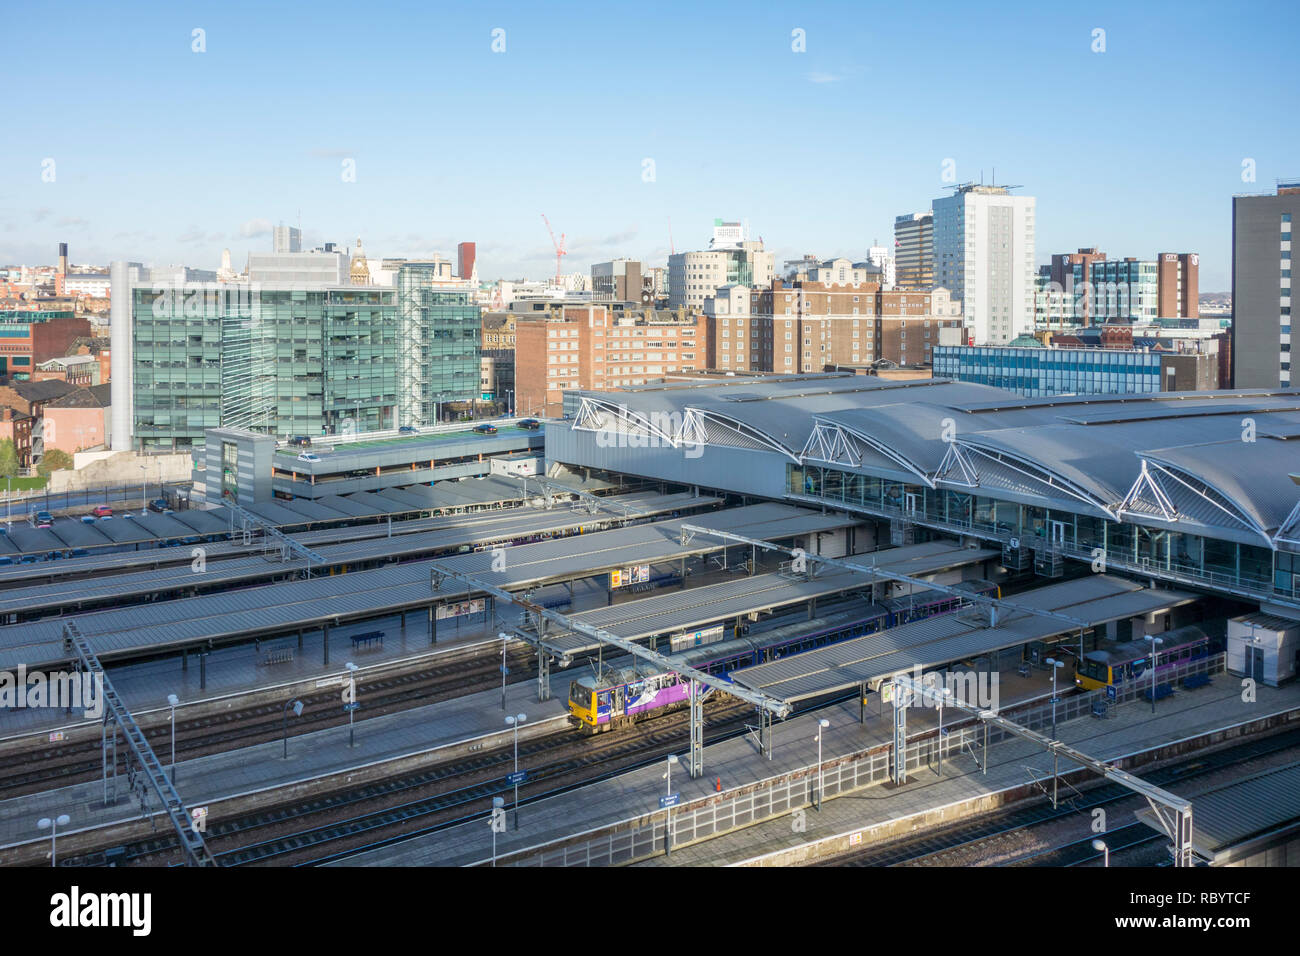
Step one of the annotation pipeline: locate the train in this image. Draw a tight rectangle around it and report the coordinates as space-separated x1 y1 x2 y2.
1073 622 1222 692
567 579 1000 731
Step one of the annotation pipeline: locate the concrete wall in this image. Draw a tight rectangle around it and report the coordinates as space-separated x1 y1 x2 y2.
45 450 191 492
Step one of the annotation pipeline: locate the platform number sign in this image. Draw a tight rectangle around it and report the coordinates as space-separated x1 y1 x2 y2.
1106 684 1116 701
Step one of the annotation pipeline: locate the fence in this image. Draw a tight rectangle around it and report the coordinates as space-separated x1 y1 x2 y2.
0 480 191 515
502 653 1226 867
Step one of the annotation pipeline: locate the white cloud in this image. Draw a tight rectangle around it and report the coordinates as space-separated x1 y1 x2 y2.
239 218 274 238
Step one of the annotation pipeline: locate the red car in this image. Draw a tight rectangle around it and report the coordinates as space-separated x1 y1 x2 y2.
92 505 113 518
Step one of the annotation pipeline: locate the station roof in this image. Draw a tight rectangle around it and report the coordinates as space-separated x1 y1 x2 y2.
727 575 1200 704
0 502 848 670
568 379 1300 546
1136 761 1300 863
534 540 999 658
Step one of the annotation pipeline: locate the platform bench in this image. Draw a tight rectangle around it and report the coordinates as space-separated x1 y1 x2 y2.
350 630 385 651
1181 672 1212 690
1143 682 1175 702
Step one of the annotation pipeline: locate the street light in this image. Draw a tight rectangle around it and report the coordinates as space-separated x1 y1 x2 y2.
1092 838 1110 867
282 698 304 759
139 464 147 516
499 633 509 711
344 662 359 747
490 796 505 866
663 753 679 856
815 718 830 811
166 694 179 784
505 713 526 829
37 814 71 867
1143 636 1164 715
1046 658 1064 739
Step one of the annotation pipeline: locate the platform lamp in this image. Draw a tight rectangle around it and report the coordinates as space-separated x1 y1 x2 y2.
282 698 304 759
166 694 179 784
490 796 506 867
1143 636 1164 715
815 718 830 811
345 662 359 747
1092 838 1110 867
1045 658 1064 739
38 814 71 867
663 753 679 856
505 713 526 829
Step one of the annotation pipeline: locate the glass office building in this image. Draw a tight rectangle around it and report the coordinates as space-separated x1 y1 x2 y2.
933 343 1162 397
395 263 481 426
131 283 404 450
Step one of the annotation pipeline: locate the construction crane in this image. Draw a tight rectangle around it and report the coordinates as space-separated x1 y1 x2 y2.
541 214 567 285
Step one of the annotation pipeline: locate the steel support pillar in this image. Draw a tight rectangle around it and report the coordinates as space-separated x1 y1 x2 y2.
199 652 207 690
537 646 551 702
891 680 908 785
430 604 437 644
181 647 187 672
680 557 687 589
860 683 867 724
760 709 773 759
323 623 330 665
688 680 704 778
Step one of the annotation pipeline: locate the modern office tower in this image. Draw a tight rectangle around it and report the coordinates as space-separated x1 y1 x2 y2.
867 241 896 289
667 222 775 309
591 259 644 302
893 212 933 291
1234 183 1299 388
395 262 482 426
932 184 1036 345
1157 252 1199 319
1049 248 1107 323
1090 259 1159 322
273 225 302 254
457 241 477 281
247 250 348 285
125 279 398 449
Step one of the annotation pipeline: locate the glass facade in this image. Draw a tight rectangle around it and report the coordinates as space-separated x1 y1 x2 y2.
933 344 1162 397
395 264 482 426
132 283 401 450
787 463 1293 604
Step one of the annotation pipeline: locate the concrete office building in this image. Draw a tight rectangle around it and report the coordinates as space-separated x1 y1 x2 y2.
668 222 775 310
932 184 1036 345
273 225 302 254
893 212 933 291
591 259 645 303
1233 182 1298 388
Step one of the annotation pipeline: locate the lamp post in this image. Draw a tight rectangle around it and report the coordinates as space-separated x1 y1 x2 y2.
1046 657 1064 738
663 753 679 856
490 796 505 867
139 464 147 516
500 633 509 711
1092 838 1110 867
282 698 304 758
815 718 830 811
166 694 179 784
37 814 70 867
344 662 359 747
505 713 526 829
1144 636 1164 714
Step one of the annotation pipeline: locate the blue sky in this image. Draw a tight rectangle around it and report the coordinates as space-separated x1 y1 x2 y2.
1 0 1296 290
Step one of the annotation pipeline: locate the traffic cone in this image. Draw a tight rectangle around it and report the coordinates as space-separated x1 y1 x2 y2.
715 777 722 793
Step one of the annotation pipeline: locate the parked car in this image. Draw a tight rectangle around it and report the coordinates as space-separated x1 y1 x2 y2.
398 425 418 434
288 435 312 448
472 424 498 435
92 505 113 518
34 510 54 528
517 419 541 430
147 498 168 513
297 452 320 463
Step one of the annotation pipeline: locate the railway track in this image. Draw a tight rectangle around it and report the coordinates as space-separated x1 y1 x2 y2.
59 697 769 868
0 644 538 799
815 726 1300 867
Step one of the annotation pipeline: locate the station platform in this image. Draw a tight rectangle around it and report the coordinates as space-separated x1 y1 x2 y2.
0 676 570 856
331 669 1300 867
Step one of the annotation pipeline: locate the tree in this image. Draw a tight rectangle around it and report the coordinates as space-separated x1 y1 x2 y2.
36 448 74 476
0 439 18 478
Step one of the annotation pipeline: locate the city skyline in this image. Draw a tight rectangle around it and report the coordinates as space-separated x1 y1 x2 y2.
1 0 1297 288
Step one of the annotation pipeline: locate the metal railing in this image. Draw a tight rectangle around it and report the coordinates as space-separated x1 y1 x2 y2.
501 653 1226 867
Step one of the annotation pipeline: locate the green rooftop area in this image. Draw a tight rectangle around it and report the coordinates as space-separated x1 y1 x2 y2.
274 425 533 457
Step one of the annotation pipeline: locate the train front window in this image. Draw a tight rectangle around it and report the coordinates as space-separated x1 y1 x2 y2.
569 681 586 708
1079 659 1109 683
